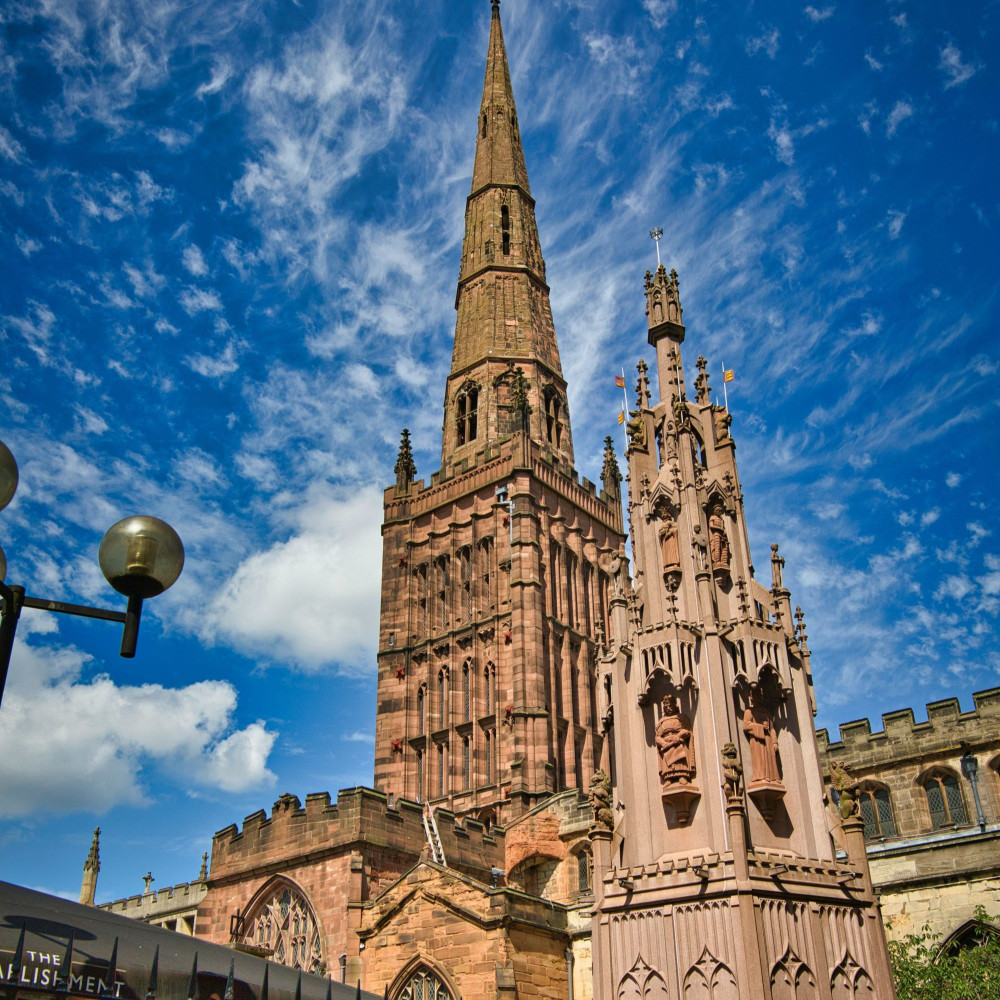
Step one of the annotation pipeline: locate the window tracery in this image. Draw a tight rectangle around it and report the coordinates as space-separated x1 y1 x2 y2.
241 882 323 974
397 966 452 1000
922 769 968 828
857 784 896 840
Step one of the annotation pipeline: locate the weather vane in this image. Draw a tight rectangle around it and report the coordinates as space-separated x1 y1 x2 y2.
649 227 663 266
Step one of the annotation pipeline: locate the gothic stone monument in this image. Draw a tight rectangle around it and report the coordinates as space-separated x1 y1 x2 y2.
588 265 898 999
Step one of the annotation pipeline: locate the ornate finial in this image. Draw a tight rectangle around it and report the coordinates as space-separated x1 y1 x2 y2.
198 852 208 881
794 605 809 651
85 827 101 873
601 436 622 501
143 872 155 893
394 428 416 494
695 355 711 404
491 0 500 15
635 359 650 408
771 544 785 591
737 577 751 617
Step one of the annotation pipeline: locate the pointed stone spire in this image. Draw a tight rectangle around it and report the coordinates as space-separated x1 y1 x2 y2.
198 852 208 882
472 0 530 197
394 429 416 495
443 2 571 472
79 827 100 906
601 436 622 502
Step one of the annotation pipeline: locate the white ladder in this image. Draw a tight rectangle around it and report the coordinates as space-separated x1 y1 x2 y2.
422 803 447 866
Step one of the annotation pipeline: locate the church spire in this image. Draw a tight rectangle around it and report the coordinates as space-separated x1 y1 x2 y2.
442 2 572 472
79 826 100 906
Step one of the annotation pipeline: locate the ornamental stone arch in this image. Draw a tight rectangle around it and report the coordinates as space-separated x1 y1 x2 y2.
239 876 325 974
617 955 669 1000
389 956 459 1000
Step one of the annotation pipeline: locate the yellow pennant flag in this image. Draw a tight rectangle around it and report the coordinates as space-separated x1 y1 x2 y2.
617 410 625 425
723 369 735 383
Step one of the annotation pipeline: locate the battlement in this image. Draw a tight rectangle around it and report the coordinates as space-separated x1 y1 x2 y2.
211 786 504 879
816 687 1000 757
99 879 207 919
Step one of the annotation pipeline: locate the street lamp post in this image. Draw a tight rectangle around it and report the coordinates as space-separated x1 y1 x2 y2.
960 749 987 831
0 438 184 710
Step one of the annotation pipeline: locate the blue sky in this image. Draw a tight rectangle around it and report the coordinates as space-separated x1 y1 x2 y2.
0 0 996 903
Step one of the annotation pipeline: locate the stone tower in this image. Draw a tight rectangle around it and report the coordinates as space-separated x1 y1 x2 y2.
373 0 626 824
589 266 897 998
79 826 100 906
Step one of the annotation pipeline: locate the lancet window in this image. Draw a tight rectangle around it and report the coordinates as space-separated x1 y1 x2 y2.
501 205 510 255
463 661 471 721
416 751 424 801
463 737 471 789
456 386 479 445
483 664 492 715
858 784 896 841
544 389 563 448
417 686 426 736
922 769 968 828
242 882 323 974
479 538 493 609
437 742 446 796
459 547 472 618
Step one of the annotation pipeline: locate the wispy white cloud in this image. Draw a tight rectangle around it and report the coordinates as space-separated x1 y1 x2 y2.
939 43 979 89
746 28 781 59
178 286 222 314
182 244 209 277
886 100 914 137
804 6 835 22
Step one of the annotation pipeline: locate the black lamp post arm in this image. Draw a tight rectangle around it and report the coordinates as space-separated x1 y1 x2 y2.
0 583 142 710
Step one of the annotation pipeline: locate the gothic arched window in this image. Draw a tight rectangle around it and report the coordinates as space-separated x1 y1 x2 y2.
858 784 896 840
544 389 563 448
456 386 479 445
922 769 968 828
501 205 510 255
397 966 452 1000
241 881 323 974
417 686 425 736
463 662 471 721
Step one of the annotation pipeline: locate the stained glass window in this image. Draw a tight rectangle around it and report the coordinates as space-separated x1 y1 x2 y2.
241 882 324 974
397 967 451 1000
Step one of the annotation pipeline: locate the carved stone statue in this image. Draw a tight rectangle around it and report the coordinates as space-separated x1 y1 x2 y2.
829 761 860 820
589 768 613 830
658 520 681 572
708 504 730 571
692 525 708 571
626 410 647 450
713 407 732 442
720 742 743 801
608 552 625 596
655 694 695 787
742 689 781 786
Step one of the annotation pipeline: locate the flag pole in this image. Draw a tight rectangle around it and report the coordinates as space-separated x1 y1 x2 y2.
722 364 729 412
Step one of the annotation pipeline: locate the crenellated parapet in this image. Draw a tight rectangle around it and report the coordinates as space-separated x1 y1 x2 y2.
817 686 1000 765
210 787 504 881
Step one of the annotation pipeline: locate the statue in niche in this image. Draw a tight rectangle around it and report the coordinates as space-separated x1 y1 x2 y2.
589 768 613 830
742 689 781 785
720 742 743 801
829 761 860 820
692 525 708 571
659 520 681 573
655 694 695 787
626 410 647 450
608 552 625 596
708 503 730 571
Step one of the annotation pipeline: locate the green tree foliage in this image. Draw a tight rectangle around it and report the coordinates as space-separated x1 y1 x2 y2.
888 908 1000 1000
